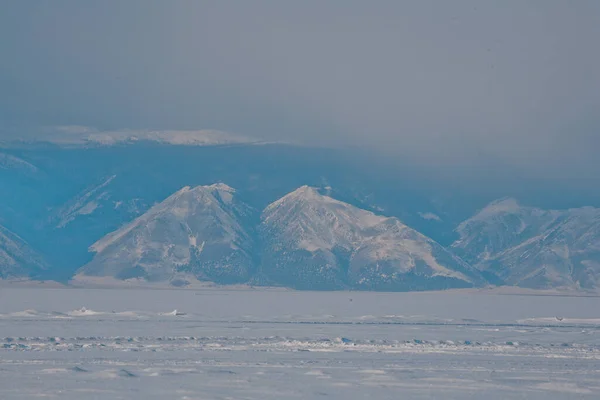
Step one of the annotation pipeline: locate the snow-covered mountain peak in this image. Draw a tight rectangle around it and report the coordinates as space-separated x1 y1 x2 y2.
471 197 523 220
453 199 600 289
207 183 235 193
452 198 559 265
260 187 482 289
90 184 242 254
80 183 255 284
176 182 235 197
265 186 328 208
262 186 388 244
173 186 192 195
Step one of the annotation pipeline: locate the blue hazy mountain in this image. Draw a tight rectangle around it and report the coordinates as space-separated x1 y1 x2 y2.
453 198 600 290
1 137 599 290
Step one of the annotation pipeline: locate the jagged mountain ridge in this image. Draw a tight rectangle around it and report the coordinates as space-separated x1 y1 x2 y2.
453 198 600 289
259 186 483 290
76 185 483 290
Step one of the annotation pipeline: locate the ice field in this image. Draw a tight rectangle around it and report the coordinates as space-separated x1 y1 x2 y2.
1 287 599 399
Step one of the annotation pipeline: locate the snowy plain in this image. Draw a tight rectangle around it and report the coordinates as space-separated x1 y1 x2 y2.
0 287 599 399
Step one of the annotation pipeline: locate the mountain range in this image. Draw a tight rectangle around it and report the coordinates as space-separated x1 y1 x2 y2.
74 184 482 290
1 134 599 291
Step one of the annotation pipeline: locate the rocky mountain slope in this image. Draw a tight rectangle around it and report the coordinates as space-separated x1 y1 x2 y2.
453 199 600 289
0 225 47 279
77 184 256 285
76 185 482 290
260 186 483 290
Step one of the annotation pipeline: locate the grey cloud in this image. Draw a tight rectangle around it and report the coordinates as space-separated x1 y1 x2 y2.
1 1 599 179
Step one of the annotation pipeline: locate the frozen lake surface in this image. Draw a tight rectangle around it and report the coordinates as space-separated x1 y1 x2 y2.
1 287 599 399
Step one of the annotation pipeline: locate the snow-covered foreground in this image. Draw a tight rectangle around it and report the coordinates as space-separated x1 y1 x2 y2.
0 288 599 399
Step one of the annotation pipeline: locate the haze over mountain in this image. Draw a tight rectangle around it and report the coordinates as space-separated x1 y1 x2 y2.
0 138 599 290
2 2 599 187
453 199 600 290
1 138 599 291
1 0 599 292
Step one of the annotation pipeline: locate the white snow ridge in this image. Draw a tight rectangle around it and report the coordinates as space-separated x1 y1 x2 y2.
0 225 47 279
51 175 117 228
18 126 258 148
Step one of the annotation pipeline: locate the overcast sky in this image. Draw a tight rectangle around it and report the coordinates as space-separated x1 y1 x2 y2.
1 1 599 182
